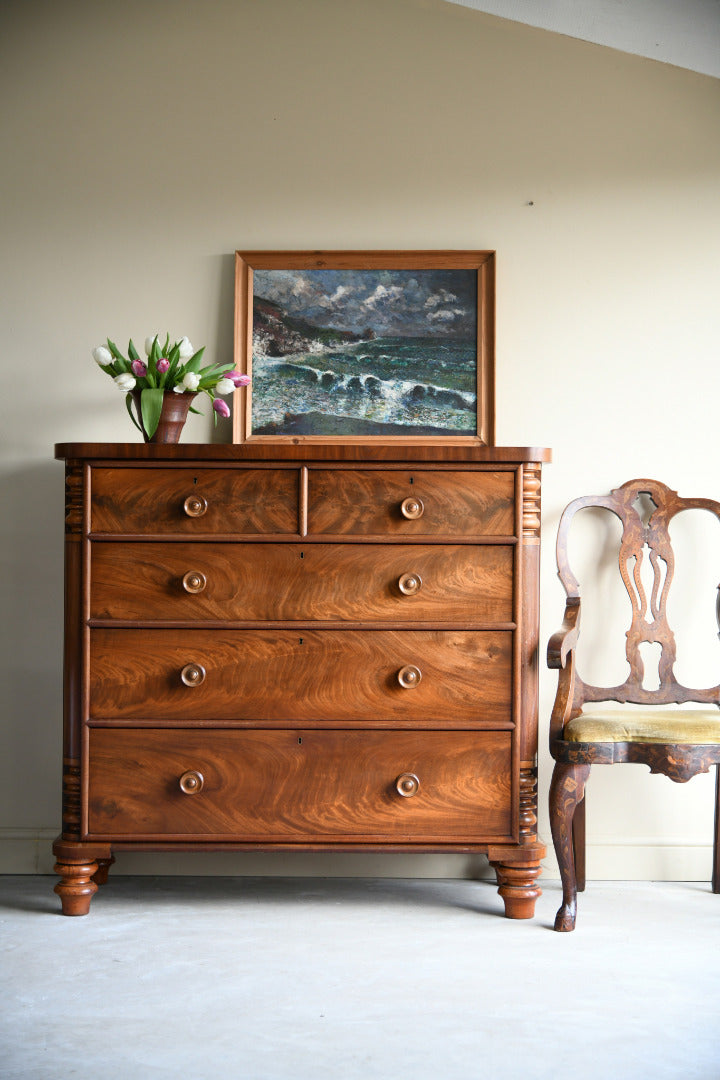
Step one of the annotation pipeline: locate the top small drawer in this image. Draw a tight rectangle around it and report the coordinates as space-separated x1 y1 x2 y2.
90 467 299 536
308 469 515 536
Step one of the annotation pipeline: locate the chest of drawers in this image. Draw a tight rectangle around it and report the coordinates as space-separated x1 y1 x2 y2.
53 442 550 918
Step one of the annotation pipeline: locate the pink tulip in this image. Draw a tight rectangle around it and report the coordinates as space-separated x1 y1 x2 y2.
225 371 251 387
157 358 170 373
131 359 148 377
213 398 231 418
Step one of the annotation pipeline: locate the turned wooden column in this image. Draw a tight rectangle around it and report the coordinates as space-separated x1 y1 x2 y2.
489 463 546 919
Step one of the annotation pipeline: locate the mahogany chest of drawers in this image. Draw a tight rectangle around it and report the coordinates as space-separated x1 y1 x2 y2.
53 442 550 917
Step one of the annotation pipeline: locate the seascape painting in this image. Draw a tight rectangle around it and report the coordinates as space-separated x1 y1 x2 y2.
248 268 479 437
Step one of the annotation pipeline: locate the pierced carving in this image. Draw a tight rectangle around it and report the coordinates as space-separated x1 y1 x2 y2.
555 479 720 708
64 463 84 534
522 464 541 538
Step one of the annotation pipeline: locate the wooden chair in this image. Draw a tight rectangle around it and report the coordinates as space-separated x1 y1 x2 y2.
548 479 720 931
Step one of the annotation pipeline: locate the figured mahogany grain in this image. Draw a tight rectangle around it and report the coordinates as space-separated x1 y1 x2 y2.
308 469 515 536
90 467 299 535
88 628 513 724
90 542 514 624
87 727 513 842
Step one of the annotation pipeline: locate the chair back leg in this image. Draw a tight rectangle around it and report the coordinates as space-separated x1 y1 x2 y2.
573 794 586 893
549 761 591 931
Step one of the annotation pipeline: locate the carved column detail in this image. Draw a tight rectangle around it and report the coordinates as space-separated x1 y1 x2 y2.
519 765 538 842
522 463 541 538
61 757 81 839
64 462 84 534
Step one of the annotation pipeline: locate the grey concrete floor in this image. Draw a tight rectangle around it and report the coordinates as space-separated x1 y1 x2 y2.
1 875 718 1080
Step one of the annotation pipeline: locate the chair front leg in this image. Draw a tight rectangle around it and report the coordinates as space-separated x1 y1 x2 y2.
549 761 591 931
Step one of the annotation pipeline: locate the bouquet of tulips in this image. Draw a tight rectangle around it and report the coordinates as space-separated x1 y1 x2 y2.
92 333 249 438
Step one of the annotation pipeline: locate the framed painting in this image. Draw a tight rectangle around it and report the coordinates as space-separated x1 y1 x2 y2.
233 250 495 444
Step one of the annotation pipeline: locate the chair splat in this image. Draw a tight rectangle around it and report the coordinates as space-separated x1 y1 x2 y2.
555 479 720 708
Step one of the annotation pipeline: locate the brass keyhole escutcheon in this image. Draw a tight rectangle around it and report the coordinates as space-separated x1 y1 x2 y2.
182 571 207 594
179 770 204 795
183 494 208 518
395 773 420 798
180 663 206 687
400 496 424 520
397 664 422 689
398 572 422 596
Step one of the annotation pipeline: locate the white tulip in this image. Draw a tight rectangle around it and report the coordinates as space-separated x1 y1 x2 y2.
214 377 235 396
92 345 113 366
181 371 200 391
178 337 194 359
144 333 160 356
114 373 136 392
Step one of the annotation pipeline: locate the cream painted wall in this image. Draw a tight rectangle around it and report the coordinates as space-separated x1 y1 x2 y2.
2 0 719 880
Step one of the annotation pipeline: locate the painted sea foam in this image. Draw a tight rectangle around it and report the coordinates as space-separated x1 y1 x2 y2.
251 337 477 435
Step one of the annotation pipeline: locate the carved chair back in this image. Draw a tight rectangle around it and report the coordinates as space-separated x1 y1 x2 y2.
555 479 720 714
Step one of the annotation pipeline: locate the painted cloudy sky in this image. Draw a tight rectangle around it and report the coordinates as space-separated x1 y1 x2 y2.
253 269 477 340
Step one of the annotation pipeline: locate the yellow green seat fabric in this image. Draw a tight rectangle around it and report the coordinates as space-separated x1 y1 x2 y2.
564 708 720 745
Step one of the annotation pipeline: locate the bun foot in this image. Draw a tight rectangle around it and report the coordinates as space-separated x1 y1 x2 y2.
491 859 542 919
52 839 112 916
92 856 115 886
54 858 99 916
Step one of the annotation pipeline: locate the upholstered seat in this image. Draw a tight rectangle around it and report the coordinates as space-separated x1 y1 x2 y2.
564 708 720 745
548 479 720 931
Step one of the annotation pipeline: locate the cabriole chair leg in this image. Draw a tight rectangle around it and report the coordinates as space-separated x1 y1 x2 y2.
549 761 591 931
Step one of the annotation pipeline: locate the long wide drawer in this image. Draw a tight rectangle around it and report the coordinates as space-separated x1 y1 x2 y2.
88 629 513 724
90 467 299 535
89 543 514 623
87 728 513 842
308 469 515 536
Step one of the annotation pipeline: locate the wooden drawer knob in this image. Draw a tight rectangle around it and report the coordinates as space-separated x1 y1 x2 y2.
183 494 208 518
397 664 422 689
400 496 424 520
397 572 422 596
182 570 207 594
395 773 420 798
180 662 206 687
179 770 204 795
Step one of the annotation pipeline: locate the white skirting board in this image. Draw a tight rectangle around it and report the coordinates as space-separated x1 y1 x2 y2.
1 830 715 881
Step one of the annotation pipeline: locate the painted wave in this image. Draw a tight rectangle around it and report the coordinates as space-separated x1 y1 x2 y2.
266 360 475 411
251 338 477 434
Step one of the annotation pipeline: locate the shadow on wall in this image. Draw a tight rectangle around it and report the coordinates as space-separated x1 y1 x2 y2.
210 250 239 445
1 462 65 827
